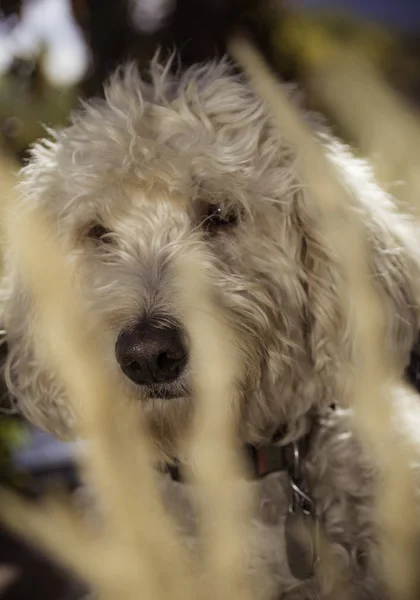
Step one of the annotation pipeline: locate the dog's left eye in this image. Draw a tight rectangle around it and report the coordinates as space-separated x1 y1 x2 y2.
202 204 237 233
86 223 112 243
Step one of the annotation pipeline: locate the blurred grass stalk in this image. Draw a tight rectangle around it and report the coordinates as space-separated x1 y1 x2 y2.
311 55 420 213
276 13 420 211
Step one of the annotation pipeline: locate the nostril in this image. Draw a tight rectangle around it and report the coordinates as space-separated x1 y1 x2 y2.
118 354 136 367
124 361 144 380
157 351 187 374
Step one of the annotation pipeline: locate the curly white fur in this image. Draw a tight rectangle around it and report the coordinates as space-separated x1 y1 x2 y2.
2 55 420 598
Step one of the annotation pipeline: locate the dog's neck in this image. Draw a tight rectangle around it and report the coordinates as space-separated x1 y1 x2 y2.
164 426 320 580
164 426 313 483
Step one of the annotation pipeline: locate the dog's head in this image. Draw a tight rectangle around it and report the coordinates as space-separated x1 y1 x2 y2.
2 59 419 452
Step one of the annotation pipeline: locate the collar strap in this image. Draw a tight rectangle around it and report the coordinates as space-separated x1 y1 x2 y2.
165 431 311 482
246 443 289 478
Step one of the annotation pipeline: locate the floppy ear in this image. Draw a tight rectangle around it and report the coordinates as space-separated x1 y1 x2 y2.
292 191 348 397
292 146 420 397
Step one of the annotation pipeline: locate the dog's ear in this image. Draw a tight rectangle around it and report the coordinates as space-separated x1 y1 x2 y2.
293 196 346 383
292 155 420 391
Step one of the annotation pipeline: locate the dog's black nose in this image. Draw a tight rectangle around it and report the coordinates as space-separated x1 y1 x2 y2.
115 322 188 386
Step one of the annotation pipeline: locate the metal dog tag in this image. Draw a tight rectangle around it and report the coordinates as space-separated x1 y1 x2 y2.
285 504 318 580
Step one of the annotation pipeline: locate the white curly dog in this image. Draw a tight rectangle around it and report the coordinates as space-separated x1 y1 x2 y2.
2 57 420 599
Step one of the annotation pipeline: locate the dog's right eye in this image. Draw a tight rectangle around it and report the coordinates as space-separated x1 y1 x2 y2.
201 203 238 234
86 223 112 243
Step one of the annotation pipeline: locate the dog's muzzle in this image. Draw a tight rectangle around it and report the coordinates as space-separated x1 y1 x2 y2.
115 320 188 398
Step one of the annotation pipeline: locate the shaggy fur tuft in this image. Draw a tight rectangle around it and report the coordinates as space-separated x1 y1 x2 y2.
2 57 420 597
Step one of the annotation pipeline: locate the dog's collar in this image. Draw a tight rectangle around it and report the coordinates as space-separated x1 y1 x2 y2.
245 433 311 479
164 428 312 482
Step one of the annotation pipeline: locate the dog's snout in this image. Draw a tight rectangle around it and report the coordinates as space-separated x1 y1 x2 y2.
115 322 188 386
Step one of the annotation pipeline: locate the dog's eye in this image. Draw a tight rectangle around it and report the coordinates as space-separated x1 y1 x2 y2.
203 204 237 233
86 223 112 243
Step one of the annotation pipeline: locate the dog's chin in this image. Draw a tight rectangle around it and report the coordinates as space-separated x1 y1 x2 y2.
139 383 193 460
141 382 190 401
147 387 187 400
